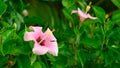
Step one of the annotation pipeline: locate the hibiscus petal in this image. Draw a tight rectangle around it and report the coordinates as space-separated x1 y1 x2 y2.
44 28 58 56
32 42 48 55
29 26 43 35
71 10 78 14
47 42 58 56
79 17 85 22
29 26 44 40
87 14 97 19
78 8 97 21
78 8 86 18
24 32 35 41
44 28 56 41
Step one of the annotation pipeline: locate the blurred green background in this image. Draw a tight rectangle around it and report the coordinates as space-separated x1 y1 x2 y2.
0 0 120 68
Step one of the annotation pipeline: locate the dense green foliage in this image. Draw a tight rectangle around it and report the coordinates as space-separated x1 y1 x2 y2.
0 0 120 68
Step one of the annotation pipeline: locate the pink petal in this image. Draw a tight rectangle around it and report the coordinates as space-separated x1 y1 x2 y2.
44 28 56 41
47 42 58 56
32 42 48 55
29 26 44 40
24 31 42 41
77 8 97 21
29 26 44 36
24 32 36 41
78 8 86 18
44 28 58 56
79 17 86 22
87 14 97 19
71 10 78 14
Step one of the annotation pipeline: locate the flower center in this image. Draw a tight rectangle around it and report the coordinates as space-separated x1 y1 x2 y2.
36 37 45 46
36 29 55 46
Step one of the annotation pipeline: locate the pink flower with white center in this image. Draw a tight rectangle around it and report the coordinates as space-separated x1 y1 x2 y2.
24 26 58 56
72 8 97 22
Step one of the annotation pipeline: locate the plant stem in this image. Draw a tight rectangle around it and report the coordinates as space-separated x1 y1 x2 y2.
73 43 77 68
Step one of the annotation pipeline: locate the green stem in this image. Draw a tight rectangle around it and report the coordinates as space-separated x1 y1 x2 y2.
73 26 81 68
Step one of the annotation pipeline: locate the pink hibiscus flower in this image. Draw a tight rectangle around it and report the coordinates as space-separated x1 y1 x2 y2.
72 8 97 22
24 26 58 56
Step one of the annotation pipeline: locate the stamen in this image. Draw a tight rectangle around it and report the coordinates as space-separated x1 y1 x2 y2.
52 29 55 32
89 2 92 6
86 2 92 13
38 38 45 44
38 29 55 44
47 29 55 36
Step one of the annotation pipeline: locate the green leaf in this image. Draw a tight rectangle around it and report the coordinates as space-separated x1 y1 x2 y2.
16 12 24 23
111 0 120 8
2 41 16 56
62 0 75 8
78 0 86 9
104 47 116 67
77 51 85 68
63 8 74 23
111 10 120 26
0 27 15 55
92 6 106 23
107 28 120 40
0 27 14 44
82 19 99 26
0 21 10 28
0 1 7 16
0 27 29 56
17 55 31 68
80 37 101 48
32 62 42 68
14 45 31 55
14 12 24 31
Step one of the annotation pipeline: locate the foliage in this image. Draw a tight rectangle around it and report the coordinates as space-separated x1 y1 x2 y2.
0 0 120 68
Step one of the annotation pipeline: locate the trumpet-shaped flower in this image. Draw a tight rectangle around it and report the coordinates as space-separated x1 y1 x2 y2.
24 26 58 56
72 8 97 21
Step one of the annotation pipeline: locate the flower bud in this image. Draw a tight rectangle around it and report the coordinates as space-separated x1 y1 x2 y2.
22 9 28 16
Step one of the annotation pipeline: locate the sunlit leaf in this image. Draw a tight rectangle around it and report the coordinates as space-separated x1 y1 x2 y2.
0 1 7 16
0 27 16 55
111 0 120 8
92 6 106 23
63 8 74 23
0 27 14 44
32 62 42 68
111 10 120 26
62 0 75 8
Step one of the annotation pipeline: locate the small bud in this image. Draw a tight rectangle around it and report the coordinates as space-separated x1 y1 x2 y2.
13 23 17 30
22 9 28 16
